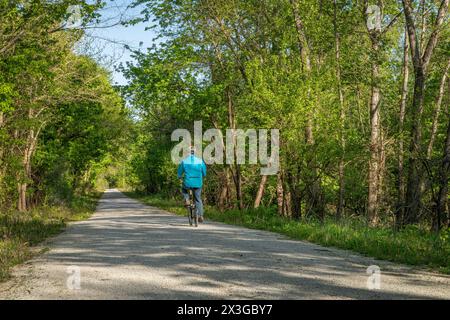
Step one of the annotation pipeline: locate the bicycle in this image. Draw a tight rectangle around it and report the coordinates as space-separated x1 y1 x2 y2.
185 189 198 227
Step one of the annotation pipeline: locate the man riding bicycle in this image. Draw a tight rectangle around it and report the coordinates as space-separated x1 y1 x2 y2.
177 146 207 223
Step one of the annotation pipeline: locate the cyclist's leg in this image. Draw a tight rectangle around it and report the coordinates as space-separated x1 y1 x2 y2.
181 187 190 206
193 188 203 217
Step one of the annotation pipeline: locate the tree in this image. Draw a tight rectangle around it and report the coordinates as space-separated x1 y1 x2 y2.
0 0 122 211
123 0 450 233
435 116 450 231
402 0 449 225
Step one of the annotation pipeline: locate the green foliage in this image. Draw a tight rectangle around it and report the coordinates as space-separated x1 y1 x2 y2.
0 2 131 209
33 59 130 204
0 192 100 280
0 2 130 278
123 0 449 227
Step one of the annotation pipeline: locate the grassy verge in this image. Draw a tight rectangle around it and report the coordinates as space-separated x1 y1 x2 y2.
0 192 101 281
125 191 450 274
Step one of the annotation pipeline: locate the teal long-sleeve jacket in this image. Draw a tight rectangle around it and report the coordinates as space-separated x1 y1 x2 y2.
177 155 207 188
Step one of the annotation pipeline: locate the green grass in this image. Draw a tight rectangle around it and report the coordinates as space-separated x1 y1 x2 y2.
125 191 450 274
0 192 101 281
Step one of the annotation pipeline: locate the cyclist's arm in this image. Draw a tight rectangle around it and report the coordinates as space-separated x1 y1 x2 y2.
202 161 206 177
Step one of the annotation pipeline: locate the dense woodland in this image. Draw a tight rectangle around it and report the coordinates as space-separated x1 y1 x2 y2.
0 0 130 213
122 0 450 232
1 0 449 236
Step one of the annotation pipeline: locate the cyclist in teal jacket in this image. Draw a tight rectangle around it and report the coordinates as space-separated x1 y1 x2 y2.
177 147 207 222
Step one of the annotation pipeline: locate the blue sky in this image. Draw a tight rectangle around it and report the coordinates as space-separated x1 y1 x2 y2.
82 0 158 85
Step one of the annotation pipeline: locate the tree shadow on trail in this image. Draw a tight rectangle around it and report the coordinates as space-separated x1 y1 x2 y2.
38 190 449 300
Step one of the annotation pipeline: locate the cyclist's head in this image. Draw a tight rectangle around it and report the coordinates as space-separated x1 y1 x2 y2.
190 146 195 155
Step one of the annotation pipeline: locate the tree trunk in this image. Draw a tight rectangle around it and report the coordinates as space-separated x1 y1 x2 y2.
289 0 311 72
402 0 449 225
367 41 382 226
16 107 45 212
426 58 450 158
404 68 426 225
334 0 345 220
226 87 243 210
235 164 243 210
378 129 386 210
397 30 409 226
18 138 32 212
254 174 268 208
290 0 324 220
276 172 284 216
417 59 450 202
0 111 4 170
305 121 324 220
363 0 383 226
355 86 366 135
435 117 450 232
218 168 231 211
284 188 292 218
18 144 31 212
286 166 302 219
419 0 427 52
18 183 26 212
